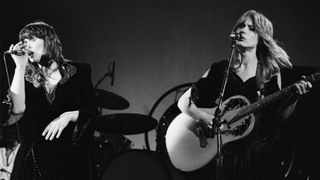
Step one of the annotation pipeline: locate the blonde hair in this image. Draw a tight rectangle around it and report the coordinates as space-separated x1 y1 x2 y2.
232 10 292 82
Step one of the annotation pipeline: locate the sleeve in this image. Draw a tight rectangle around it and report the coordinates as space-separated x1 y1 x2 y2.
72 63 99 146
191 78 205 106
1 90 24 127
191 60 228 108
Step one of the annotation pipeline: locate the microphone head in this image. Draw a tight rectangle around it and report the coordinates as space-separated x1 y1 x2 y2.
5 50 25 56
230 33 242 41
4 49 33 56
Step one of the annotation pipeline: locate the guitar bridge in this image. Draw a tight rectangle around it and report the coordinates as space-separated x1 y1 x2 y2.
196 120 212 148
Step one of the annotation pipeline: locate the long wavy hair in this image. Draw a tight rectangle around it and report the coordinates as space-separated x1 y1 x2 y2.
231 10 292 82
19 21 67 68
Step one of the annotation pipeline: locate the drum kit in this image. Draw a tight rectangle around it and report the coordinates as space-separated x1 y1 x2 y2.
92 88 185 180
94 88 158 136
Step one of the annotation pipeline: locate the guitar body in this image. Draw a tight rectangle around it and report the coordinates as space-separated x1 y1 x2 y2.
165 71 320 172
165 95 255 172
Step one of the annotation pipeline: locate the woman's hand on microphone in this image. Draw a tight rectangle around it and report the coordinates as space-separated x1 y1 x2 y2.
9 42 29 67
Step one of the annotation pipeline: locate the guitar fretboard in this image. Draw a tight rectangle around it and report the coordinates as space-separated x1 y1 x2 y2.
228 73 319 125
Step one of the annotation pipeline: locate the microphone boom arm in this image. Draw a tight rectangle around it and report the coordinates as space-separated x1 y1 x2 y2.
94 61 115 89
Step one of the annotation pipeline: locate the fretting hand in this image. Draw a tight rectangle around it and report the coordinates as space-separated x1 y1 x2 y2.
294 76 312 95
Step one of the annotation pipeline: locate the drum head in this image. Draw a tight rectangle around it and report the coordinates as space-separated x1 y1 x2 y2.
92 135 132 179
156 102 181 158
101 150 185 180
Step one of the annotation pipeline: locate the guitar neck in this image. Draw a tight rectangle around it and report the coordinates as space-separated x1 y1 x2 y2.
232 85 292 122
229 72 319 124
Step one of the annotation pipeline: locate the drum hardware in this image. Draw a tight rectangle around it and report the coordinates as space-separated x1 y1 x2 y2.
95 89 129 110
99 150 186 180
92 134 133 180
155 102 181 158
91 65 187 179
96 113 158 135
94 61 129 110
146 83 193 150
92 113 159 179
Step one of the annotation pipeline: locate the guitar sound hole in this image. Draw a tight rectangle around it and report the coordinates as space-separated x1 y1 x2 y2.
231 117 251 136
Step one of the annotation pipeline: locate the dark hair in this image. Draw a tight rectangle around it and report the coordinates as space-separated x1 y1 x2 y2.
19 21 65 67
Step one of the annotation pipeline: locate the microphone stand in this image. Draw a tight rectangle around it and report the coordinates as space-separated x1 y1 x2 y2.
91 61 114 180
1 53 22 145
212 41 237 180
94 71 113 89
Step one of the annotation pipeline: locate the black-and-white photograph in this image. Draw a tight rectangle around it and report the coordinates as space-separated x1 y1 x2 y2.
1 0 319 179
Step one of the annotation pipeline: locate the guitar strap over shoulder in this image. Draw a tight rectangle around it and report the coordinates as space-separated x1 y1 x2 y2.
256 79 265 101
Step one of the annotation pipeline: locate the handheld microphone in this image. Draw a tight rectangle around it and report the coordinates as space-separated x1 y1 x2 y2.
4 50 32 56
230 33 242 41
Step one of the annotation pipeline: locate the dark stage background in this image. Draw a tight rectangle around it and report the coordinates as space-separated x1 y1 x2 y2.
1 0 320 179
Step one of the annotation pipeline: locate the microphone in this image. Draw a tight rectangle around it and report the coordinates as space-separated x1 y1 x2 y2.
230 33 242 41
4 49 32 56
110 61 115 86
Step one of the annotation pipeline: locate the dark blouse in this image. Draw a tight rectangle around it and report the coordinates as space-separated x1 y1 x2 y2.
12 62 98 180
193 60 281 140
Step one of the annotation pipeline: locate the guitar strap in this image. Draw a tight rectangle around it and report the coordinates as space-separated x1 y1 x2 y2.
256 87 265 101
256 62 265 101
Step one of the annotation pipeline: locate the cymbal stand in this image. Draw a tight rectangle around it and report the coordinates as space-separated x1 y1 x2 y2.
94 61 115 116
211 42 237 180
94 61 115 89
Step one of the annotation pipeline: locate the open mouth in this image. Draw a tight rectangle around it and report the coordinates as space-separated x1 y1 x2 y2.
238 34 245 41
28 53 35 62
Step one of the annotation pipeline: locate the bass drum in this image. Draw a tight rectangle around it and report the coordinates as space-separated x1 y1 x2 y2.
156 102 181 159
100 150 185 180
92 134 132 180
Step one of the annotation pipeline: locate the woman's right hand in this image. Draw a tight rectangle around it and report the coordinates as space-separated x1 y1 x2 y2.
9 42 29 67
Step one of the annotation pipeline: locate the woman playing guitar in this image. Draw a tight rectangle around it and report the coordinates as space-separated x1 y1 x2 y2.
170 10 313 180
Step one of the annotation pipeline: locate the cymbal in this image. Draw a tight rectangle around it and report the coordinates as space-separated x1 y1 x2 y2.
95 89 129 110
96 113 158 135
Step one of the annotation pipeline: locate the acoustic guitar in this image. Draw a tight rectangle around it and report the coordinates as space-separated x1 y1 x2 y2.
166 72 320 172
